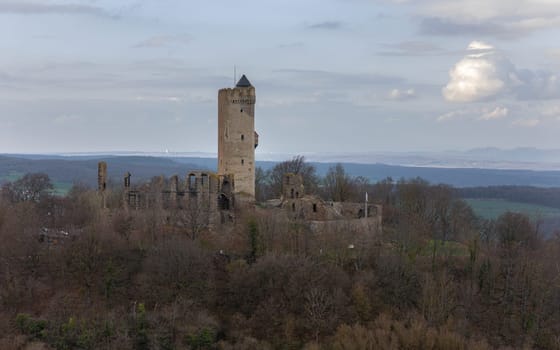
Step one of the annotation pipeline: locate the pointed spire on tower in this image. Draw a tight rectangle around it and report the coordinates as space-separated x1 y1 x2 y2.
236 74 252 87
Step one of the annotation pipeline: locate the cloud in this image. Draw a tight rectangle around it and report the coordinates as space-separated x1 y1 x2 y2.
513 69 560 100
479 106 508 120
512 118 540 127
423 0 560 25
541 105 560 118
0 1 115 18
419 17 509 38
437 109 466 122
382 0 560 37
546 48 560 59
467 41 494 51
443 42 511 102
306 21 343 30
437 105 509 122
443 41 560 102
377 40 444 56
133 34 192 48
388 88 416 100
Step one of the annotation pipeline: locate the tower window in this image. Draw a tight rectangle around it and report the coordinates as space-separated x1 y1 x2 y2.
188 174 196 191
241 134 245 141
241 159 245 165
313 203 317 213
240 109 244 113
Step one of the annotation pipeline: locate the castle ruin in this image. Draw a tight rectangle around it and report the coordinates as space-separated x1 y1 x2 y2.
97 75 382 234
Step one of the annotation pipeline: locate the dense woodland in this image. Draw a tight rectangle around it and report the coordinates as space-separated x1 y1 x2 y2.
1 159 560 349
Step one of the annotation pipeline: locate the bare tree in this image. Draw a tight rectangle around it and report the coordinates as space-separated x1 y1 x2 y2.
323 164 355 202
177 198 211 241
255 166 272 202
1 173 53 203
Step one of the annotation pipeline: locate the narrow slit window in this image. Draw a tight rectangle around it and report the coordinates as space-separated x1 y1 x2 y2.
241 134 245 141
241 159 245 165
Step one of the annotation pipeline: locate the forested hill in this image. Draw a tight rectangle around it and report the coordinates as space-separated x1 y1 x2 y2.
457 186 560 209
0 155 209 187
2 154 560 188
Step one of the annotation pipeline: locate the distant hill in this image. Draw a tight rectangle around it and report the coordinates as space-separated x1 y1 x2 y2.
0 155 210 188
2 154 560 189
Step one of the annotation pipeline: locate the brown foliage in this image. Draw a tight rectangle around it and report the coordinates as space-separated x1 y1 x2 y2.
2 173 560 349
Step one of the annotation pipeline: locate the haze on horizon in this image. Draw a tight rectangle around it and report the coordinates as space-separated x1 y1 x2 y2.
1 0 559 155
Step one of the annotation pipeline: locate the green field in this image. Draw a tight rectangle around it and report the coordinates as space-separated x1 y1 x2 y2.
51 182 73 196
1 172 72 196
0 171 24 183
465 198 560 220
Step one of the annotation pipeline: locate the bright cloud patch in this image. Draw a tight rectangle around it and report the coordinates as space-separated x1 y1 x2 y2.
443 41 560 102
479 106 508 120
468 41 494 51
388 88 416 100
437 105 509 122
443 41 510 102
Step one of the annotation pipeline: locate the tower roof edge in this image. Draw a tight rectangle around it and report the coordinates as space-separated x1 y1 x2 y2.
236 74 252 87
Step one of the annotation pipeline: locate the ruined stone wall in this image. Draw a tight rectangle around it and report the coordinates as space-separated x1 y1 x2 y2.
218 84 256 199
121 169 235 227
307 216 382 235
98 162 107 208
284 195 340 221
280 172 382 226
98 162 107 192
282 173 305 201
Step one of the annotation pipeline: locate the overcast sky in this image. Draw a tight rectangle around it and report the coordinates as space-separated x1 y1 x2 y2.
1 0 559 155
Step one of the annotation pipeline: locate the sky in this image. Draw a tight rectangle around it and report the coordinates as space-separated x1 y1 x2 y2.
0 0 559 155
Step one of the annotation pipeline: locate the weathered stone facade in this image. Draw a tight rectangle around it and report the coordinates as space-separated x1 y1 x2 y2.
120 171 235 226
98 161 107 208
218 75 257 200
279 173 382 233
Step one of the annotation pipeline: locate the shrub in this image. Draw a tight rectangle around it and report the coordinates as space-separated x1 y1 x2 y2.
15 313 47 340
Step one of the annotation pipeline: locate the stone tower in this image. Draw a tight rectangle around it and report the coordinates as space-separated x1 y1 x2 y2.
218 75 258 200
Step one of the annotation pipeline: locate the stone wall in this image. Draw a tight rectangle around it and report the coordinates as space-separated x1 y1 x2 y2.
119 167 235 226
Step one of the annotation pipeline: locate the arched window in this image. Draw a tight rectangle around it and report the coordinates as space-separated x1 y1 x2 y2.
188 174 196 191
